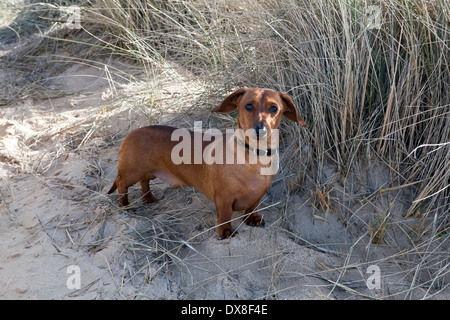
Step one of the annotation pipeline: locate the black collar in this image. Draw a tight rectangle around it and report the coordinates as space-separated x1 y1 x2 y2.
237 138 278 156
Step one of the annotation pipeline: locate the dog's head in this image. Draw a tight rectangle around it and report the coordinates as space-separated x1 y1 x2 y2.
212 87 307 142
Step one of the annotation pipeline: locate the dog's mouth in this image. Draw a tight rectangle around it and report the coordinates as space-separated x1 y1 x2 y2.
234 127 279 151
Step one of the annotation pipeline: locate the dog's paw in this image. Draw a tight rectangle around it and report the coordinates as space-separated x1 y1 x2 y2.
143 194 159 203
217 228 238 240
245 214 265 227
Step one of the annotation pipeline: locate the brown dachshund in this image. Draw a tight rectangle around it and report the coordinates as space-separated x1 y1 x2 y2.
107 88 307 239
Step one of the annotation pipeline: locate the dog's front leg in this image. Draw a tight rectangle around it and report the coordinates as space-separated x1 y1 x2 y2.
215 197 235 240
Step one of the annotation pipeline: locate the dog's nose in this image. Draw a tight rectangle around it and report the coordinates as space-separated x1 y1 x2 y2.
254 125 267 139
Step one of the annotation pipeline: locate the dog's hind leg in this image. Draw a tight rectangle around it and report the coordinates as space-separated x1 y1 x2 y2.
140 176 158 203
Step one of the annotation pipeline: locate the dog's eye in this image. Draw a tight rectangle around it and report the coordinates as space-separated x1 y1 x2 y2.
270 105 278 114
245 104 254 111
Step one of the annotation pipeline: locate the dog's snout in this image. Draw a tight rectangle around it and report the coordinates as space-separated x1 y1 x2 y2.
254 124 267 139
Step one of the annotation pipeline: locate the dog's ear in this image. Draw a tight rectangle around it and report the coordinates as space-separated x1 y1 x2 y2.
212 87 248 113
279 92 308 128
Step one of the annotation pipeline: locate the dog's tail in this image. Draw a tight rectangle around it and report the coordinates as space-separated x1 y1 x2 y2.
107 179 117 194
